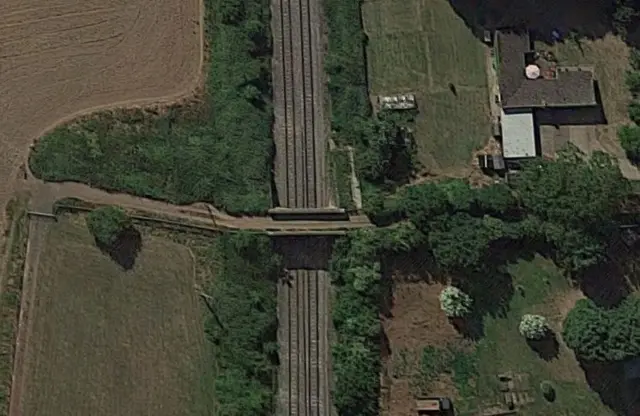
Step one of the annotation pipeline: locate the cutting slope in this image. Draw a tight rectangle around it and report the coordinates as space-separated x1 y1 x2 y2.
0 0 202 225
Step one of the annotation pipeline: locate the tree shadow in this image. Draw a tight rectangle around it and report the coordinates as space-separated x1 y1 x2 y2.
526 331 560 361
454 268 515 340
580 360 628 415
579 260 631 308
95 227 142 270
447 0 620 43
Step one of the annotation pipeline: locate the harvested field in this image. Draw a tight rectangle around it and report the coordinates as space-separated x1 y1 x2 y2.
272 0 329 208
0 0 201 230
14 216 207 416
362 0 491 176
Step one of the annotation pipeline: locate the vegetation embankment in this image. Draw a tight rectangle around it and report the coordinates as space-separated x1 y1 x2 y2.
325 0 417 208
200 232 280 415
0 200 28 415
29 0 273 215
332 146 631 414
330 223 424 416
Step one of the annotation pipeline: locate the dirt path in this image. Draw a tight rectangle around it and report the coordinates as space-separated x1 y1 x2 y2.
28 180 372 232
0 0 203 241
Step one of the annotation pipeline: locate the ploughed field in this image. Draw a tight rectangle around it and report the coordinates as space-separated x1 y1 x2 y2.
272 0 328 208
13 216 207 416
0 0 201 229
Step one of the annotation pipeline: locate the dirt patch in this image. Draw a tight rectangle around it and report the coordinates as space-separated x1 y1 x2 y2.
384 281 462 351
381 278 462 416
0 0 202 235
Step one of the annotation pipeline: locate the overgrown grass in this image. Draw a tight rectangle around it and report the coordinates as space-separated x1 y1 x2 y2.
29 0 273 215
198 232 280 416
0 200 28 415
330 149 355 210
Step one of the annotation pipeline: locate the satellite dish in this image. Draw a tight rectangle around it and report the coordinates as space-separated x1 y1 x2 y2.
525 65 540 79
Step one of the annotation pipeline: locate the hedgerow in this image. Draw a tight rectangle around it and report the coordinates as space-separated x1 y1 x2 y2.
205 232 280 415
30 0 273 215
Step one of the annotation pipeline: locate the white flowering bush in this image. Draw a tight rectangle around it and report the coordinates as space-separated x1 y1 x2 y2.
439 286 472 318
519 314 548 340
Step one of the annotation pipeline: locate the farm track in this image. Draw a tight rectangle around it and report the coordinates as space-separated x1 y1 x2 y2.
278 269 330 416
273 0 327 209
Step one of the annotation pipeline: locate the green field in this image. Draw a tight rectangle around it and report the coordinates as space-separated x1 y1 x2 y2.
20 216 210 416
362 0 491 173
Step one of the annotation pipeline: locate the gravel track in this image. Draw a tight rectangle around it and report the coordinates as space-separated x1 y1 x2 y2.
278 269 330 416
272 0 327 209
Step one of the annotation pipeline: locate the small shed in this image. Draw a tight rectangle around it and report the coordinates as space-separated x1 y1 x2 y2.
478 154 506 172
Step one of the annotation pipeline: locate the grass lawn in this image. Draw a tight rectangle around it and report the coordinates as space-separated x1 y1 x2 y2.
362 0 491 175
463 256 613 415
20 216 211 416
382 255 615 416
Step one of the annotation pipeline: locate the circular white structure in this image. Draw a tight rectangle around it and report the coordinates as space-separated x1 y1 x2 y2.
525 64 541 79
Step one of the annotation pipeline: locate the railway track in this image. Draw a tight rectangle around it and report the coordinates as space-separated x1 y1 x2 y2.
278 269 330 416
273 0 326 209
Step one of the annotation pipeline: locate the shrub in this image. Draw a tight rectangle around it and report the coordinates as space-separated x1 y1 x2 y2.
620 124 640 163
563 297 640 361
439 286 473 318
86 206 131 246
540 380 556 402
519 314 548 340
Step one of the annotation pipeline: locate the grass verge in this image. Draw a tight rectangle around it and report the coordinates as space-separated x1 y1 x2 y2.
329 149 355 210
0 200 28 415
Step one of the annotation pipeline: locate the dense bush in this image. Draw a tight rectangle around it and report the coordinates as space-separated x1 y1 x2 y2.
30 0 273 215
540 380 556 402
330 230 381 416
86 206 131 246
325 0 416 192
205 232 280 415
620 47 640 164
563 297 640 362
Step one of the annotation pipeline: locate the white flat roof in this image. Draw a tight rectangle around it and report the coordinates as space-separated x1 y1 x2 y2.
501 109 536 158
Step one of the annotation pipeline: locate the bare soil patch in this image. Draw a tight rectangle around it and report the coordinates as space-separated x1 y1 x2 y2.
0 0 202 231
15 216 207 416
381 268 463 416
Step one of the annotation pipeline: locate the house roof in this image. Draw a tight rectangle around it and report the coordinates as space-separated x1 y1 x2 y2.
496 31 597 109
501 109 536 158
